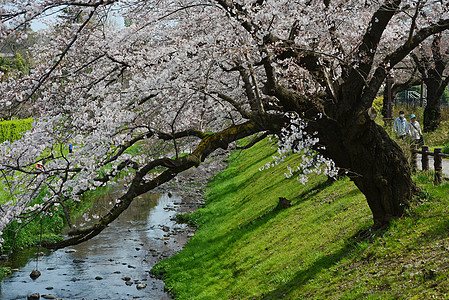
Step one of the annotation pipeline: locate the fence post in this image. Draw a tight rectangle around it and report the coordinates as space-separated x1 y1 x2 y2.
422 146 429 171
434 148 443 185
411 143 418 172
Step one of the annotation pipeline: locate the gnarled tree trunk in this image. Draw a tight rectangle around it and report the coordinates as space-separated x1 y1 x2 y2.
341 119 413 226
313 108 414 227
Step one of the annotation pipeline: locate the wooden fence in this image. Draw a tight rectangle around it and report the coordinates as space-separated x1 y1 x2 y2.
411 145 449 184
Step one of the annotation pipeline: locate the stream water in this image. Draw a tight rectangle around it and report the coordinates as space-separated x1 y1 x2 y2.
0 184 188 299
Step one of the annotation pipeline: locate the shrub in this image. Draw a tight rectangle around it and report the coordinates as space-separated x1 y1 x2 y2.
372 96 383 114
443 143 449 155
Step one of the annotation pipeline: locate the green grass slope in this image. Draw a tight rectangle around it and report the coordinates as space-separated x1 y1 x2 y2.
153 138 449 299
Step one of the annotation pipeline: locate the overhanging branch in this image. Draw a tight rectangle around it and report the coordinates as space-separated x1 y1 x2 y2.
42 120 270 249
361 18 449 107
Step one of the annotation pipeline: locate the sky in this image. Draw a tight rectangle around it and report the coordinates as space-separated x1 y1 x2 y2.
29 3 125 31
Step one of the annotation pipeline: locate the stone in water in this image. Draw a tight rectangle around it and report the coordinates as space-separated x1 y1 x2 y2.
30 270 41 280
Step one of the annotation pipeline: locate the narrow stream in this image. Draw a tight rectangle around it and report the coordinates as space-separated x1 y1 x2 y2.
0 184 188 299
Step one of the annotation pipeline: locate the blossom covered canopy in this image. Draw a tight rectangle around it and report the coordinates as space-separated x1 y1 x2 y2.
1 0 448 246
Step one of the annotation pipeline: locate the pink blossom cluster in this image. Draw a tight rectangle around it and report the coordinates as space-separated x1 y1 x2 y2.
0 0 448 247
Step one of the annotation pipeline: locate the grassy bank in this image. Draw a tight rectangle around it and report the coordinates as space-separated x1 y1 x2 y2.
153 138 449 299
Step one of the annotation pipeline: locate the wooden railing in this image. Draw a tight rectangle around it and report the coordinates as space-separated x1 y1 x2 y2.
411 145 449 184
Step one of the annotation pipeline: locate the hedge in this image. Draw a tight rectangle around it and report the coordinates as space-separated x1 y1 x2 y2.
0 118 33 143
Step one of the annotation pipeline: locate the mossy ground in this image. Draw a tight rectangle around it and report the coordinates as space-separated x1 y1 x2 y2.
153 138 449 299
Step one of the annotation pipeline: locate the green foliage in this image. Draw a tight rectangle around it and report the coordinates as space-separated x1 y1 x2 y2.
0 57 10 73
0 188 65 255
0 118 33 143
124 18 134 27
443 142 449 155
68 185 111 221
13 53 29 74
424 119 449 146
0 185 9 205
372 96 385 126
0 118 34 203
0 266 12 278
0 184 112 261
175 212 198 227
0 52 30 76
415 189 432 202
414 170 435 185
372 96 383 114
152 138 449 299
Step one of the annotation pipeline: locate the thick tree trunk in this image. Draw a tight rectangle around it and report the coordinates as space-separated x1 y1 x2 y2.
266 80 415 227
344 121 413 226
423 73 442 132
315 110 414 227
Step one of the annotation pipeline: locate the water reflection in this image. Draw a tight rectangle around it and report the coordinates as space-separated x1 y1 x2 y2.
1 187 183 299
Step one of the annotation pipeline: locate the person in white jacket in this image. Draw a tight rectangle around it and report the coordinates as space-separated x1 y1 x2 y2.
393 110 408 139
408 114 423 147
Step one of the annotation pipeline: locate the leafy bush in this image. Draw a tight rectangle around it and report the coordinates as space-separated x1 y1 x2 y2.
0 188 65 255
443 143 449 155
0 267 11 278
425 120 449 146
372 96 383 114
0 118 33 143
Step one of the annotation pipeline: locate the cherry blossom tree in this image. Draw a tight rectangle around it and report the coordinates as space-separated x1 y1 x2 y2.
1 0 449 249
413 33 449 131
382 32 449 131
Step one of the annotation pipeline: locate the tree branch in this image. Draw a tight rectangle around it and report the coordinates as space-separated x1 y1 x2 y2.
361 18 449 107
216 0 260 36
157 129 209 141
214 91 252 119
345 0 401 94
407 0 422 45
41 120 274 249
22 8 97 103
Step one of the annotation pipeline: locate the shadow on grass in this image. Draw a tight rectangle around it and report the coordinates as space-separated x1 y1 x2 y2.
184 181 340 271
261 242 355 299
260 209 449 299
295 178 338 202
206 162 275 203
183 180 339 271
238 178 336 230
404 207 449 248
259 223 385 300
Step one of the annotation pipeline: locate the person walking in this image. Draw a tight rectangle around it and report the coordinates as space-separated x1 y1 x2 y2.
409 114 423 147
393 110 408 139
